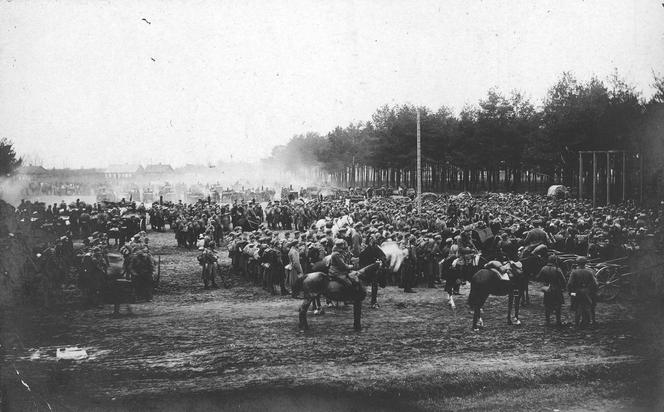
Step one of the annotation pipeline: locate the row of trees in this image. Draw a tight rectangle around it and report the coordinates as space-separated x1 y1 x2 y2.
263 72 664 200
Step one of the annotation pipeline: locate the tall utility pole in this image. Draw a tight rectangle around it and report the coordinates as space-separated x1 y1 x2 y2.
416 109 422 213
351 133 356 188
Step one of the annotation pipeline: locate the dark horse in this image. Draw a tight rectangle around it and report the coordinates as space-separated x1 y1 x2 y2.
358 242 388 308
440 254 488 309
467 261 525 331
518 247 548 306
298 262 383 331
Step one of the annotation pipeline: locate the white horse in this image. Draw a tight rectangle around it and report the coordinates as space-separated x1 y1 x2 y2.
314 215 354 237
379 241 408 273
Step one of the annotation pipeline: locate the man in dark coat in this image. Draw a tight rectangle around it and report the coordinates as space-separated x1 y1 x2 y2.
536 255 567 325
328 239 354 288
567 256 598 324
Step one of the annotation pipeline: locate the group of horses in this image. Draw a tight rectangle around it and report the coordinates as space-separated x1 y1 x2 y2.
77 248 160 314
296 237 588 332
265 205 298 231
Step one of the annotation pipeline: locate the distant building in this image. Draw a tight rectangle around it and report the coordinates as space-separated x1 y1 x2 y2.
105 164 143 181
14 165 48 181
141 163 175 182
60 168 106 183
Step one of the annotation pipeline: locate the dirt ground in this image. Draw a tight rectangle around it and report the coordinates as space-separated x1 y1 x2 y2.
2 230 663 411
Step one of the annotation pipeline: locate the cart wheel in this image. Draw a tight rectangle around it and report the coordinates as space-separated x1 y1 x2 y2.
596 266 620 302
598 283 620 302
596 266 616 283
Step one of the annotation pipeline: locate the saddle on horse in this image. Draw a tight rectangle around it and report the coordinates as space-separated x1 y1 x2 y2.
325 271 360 289
484 260 522 282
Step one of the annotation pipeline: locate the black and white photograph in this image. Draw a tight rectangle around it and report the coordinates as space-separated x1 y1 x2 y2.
1 1 664 410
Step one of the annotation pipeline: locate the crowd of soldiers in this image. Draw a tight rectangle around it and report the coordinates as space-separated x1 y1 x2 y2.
16 198 148 244
10 187 662 319
195 191 663 314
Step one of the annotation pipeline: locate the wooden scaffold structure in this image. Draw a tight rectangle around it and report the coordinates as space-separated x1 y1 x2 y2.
578 150 643 206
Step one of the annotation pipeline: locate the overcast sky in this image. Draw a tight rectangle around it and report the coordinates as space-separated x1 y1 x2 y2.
1 0 663 168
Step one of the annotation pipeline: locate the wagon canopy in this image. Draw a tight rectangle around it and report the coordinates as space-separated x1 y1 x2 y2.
415 192 439 202
547 185 569 197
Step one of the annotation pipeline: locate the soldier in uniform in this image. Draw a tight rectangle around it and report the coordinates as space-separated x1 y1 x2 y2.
402 235 418 293
567 256 598 325
288 240 304 297
262 239 289 295
328 239 355 288
198 241 220 289
457 230 479 284
536 255 568 326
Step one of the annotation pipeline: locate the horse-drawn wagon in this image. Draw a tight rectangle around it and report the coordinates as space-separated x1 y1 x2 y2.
143 187 155 203
551 247 662 302
96 187 116 203
186 185 206 203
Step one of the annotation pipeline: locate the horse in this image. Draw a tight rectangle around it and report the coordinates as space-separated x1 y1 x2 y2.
149 209 165 231
379 241 408 273
440 253 488 309
296 257 329 313
358 243 388 308
467 261 525 331
518 245 548 306
261 247 288 295
77 252 107 306
298 262 383 331
127 250 157 301
314 215 354 237
35 247 66 308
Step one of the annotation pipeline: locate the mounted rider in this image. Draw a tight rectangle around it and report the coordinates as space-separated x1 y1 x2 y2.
328 239 356 288
120 233 149 279
522 219 550 255
454 230 479 282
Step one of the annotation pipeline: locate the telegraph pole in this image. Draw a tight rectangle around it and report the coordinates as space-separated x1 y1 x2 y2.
417 109 422 213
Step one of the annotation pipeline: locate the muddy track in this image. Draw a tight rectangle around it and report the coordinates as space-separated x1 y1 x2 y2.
2 231 662 411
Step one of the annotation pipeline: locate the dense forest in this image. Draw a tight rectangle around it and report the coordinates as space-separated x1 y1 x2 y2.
262 72 664 201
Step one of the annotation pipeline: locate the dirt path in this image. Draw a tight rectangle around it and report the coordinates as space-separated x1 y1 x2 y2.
2 231 662 411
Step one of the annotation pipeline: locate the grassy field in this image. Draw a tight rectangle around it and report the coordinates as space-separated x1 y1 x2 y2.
2 230 663 411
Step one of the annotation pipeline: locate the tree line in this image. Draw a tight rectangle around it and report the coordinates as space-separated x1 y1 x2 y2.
262 72 664 201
